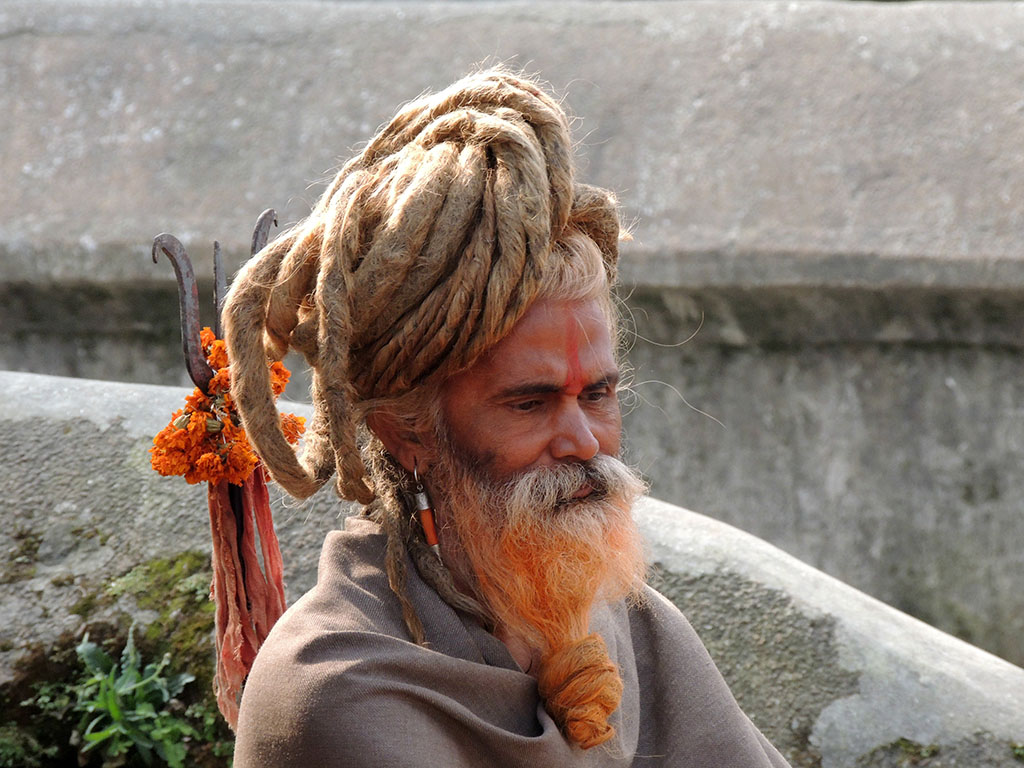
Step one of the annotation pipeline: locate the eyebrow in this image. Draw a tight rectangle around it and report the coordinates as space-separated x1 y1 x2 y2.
495 370 620 399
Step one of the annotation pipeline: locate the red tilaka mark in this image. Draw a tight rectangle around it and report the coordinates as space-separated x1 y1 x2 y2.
564 312 584 395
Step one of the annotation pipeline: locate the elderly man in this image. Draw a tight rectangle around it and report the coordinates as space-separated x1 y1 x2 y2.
224 69 790 767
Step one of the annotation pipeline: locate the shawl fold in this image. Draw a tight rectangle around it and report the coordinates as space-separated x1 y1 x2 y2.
234 517 791 767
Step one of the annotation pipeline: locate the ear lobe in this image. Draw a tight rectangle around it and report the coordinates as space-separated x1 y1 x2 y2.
366 412 428 474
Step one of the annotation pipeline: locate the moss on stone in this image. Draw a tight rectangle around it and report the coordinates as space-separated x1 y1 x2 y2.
0 528 42 584
897 739 940 762
48 574 74 588
69 525 110 546
0 721 57 767
854 738 939 767
856 733 1023 767
105 551 218 695
0 551 232 767
68 592 101 618
102 551 233 765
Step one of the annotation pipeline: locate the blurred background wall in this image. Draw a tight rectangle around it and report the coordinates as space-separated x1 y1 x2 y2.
2 0 1023 667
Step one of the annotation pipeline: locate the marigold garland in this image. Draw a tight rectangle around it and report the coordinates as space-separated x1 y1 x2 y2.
150 327 304 485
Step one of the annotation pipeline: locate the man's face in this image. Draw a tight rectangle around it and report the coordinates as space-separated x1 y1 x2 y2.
423 294 646 665
437 297 622 483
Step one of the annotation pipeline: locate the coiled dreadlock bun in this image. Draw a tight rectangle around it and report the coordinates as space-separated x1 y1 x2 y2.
223 68 621 503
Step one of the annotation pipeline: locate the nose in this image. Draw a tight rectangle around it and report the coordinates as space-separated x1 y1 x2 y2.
549 402 600 462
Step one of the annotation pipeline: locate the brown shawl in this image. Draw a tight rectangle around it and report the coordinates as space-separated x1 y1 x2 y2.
234 518 790 767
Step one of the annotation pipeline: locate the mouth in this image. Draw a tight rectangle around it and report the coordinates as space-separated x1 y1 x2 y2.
555 482 596 508
571 482 593 500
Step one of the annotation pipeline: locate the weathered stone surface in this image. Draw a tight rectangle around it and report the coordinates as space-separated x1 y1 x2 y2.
638 497 1024 768
3 1 1024 284
621 295 1024 667
2 371 1022 766
0 371 348 687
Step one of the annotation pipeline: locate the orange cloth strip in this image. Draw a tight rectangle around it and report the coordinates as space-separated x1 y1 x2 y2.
208 466 286 728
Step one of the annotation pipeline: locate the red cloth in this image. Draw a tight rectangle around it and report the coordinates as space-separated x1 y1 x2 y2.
208 466 286 728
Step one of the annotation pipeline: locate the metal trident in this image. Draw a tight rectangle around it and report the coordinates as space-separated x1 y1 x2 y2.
151 208 278 393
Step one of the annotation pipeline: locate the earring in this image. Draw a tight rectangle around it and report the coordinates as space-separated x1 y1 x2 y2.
413 460 441 560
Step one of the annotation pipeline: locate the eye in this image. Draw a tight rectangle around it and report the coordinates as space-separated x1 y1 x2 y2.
583 388 611 403
510 399 543 412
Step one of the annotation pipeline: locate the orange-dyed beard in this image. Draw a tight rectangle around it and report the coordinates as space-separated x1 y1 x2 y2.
428 435 648 748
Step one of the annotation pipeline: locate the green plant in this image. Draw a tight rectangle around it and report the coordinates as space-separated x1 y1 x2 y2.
73 624 197 767
25 680 74 720
0 721 58 768
184 702 235 759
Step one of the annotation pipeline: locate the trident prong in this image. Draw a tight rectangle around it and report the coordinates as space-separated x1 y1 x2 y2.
152 233 215 394
154 209 278 393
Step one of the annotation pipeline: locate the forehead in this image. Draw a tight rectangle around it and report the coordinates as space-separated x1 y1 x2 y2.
452 298 616 392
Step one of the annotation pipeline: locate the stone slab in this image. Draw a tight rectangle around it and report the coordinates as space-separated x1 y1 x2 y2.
0 371 348 685
621 300 1024 667
638 496 1024 768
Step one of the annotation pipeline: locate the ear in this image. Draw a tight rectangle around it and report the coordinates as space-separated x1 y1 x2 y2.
366 412 433 475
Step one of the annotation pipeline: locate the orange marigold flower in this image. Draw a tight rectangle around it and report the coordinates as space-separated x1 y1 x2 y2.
185 388 210 411
209 367 232 396
152 326 299 486
207 339 229 370
269 361 291 397
150 450 178 477
168 455 191 476
280 413 306 445
195 452 224 478
221 420 243 442
227 442 258 471
187 411 210 436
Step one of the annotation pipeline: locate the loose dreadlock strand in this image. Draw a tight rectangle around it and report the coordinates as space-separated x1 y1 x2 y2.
224 240 331 500
314 199 377 504
409 538 490 627
262 225 323 358
365 442 490 642
381 500 426 645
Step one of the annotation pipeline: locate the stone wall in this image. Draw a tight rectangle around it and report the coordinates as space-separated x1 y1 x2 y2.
3 0 1024 669
2 371 1022 767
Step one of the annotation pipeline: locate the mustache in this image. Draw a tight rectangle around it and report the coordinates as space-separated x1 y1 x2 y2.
498 454 646 513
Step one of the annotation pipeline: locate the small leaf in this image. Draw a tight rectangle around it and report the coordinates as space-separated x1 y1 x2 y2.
82 714 110 739
104 679 123 722
121 621 141 673
165 672 195 698
82 723 119 745
115 666 141 695
157 739 189 768
76 636 114 675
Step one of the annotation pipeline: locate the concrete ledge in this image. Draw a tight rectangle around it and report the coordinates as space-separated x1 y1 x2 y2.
1 371 1021 765
4 0 1024 288
638 497 1024 766
0 371 345 680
